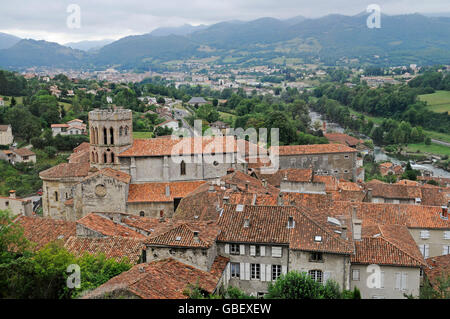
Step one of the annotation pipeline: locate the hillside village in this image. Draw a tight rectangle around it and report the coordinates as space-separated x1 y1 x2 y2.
3 106 448 299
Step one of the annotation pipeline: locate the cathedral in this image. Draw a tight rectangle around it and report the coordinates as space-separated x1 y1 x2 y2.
40 107 249 221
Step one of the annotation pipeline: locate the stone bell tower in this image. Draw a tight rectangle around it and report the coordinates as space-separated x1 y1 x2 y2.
88 107 133 169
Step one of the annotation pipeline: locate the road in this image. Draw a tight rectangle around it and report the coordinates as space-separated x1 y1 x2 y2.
431 139 450 147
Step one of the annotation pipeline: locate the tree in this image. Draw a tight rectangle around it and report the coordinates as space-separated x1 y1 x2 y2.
266 271 332 299
10 96 16 106
425 137 432 145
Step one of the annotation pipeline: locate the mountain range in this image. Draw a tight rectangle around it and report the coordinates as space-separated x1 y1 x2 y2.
1 13 450 70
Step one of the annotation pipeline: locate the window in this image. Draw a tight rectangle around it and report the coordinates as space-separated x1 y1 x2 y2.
103 127 108 144
308 270 323 283
310 252 323 262
444 231 450 240
119 126 123 136
443 245 450 255
55 191 59 202
124 126 129 136
5 201 9 207
272 265 281 281
352 269 360 281
395 272 408 291
251 264 260 280
420 230 430 239
271 246 282 258
231 263 240 278
344 170 349 173
111 152 115 163
344 155 350 159
230 244 240 255
180 160 186 176
250 245 260 256
139 211 145 217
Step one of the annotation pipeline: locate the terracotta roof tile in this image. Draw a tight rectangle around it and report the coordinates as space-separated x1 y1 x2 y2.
257 169 313 188
82 168 131 184
39 162 91 180
12 148 35 157
324 133 362 147
77 213 146 239
127 181 206 203
271 143 357 156
425 255 450 290
82 257 226 299
64 236 145 264
14 216 76 250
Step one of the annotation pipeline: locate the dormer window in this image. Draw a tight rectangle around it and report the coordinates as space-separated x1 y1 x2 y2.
287 216 295 229
314 235 322 242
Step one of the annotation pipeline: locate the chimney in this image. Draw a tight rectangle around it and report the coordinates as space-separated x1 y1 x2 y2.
9 190 16 199
352 206 362 241
341 225 348 239
366 188 373 202
277 193 283 206
442 206 448 219
165 185 170 197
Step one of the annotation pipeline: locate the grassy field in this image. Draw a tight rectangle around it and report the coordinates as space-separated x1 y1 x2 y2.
133 131 153 139
406 142 450 157
0 95 24 106
219 111 237 122
418 90 450 114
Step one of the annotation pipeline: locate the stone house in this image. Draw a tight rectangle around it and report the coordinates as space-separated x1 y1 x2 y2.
0 190 33 217
154 119 179 131
11 148 36 164
350 224 425 299
51 119 87 137
216 204 354 297
0 124 14 145
270 144 358 181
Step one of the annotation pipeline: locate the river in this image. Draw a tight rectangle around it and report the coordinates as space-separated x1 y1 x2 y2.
309 111 450 178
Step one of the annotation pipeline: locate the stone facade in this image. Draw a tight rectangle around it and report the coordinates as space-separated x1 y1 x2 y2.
0 191 33 217
350 264 420 299
0 125 13 145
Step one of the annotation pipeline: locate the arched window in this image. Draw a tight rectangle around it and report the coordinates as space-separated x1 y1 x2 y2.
94 127 98 144
103 153 107 164
308 270 323 283
180 160 186 176
119 126 123 136
91 151 95 163
110 127 114 144
139 211 145 217
95 152 99 163
90 127 94 143
54 191 59 202
103 127 108 144
111 152 115 163
124 126 129 136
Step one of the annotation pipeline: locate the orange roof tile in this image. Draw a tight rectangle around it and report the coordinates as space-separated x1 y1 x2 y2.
127 181 206 203
77 213 146 239
270 143 357 156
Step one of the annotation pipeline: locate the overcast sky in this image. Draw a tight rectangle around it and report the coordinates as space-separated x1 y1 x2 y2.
0 0 448 44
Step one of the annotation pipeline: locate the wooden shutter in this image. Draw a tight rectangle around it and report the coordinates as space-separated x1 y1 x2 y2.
250 245 256 256
245 263 250 280
224 244 230 254
260 246 266 257
226 263 231 281
240 263 245 280
395 273 401 290
425 245 429 258
272 246 282 257
401 272 408 290
240 244 245 255
282 265 287 275
266 264 271 281
380 271 385 288
261 264 266 282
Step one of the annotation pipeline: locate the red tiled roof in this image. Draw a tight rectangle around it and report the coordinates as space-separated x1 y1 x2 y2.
425 255 450 290
270 143 357 156
257 169 313 188
82 168 131 184
352 224 426 267
119 136 253 157
127 181 206 203
217 204 353 254
324 133 362 147
39 162 91 180
77 213 146 239
14 216 76 250
82 257 226 299
12 148 35 157
64 236 145 264
51 124 70 128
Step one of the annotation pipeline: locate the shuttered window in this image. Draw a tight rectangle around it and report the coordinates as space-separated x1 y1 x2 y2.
444 231 450 240
231 263 240 278
272 265 282 281
420 230 430 239
251 264 260 280
419 244 429 258
271 246 282 258
352 269 360 281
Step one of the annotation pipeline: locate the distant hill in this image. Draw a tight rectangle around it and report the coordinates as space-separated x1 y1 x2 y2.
150 24 208 37
2 13 450 69
0 32 21 50
0 39 87 68
64 39 114 52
